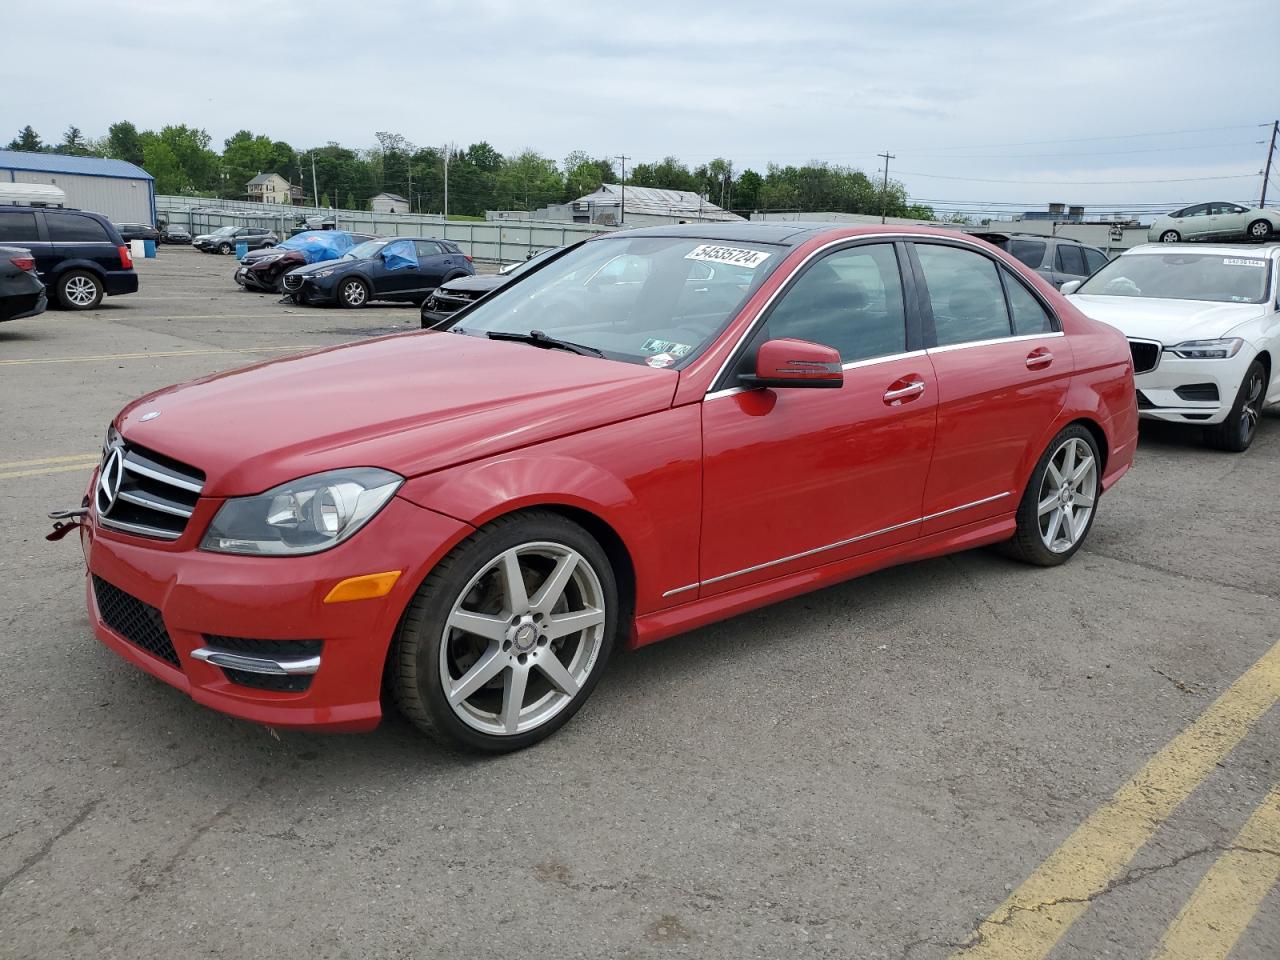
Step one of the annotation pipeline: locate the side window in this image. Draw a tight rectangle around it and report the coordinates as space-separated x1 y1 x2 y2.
1006 239 1046 269
914 244 1011 347
1182 204 1208 218
415 240 443 258
1082 248 1108 274
1054 244 1086 276
1003 269 1055 335
47 214 110 243
762 243 906 363
0 210 41 242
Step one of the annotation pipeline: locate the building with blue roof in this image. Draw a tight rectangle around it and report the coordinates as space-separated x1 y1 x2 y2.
0 150 155 225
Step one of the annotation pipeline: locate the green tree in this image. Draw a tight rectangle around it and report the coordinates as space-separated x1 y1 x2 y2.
321 192 331 207
563 151 616 201
221 130 295 199
107 121 145 166
139 137 184 194
61 125 88 155
734 169 763 211
6 125 42 152
494 150 563 210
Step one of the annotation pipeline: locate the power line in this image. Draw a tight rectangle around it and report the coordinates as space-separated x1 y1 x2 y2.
899 141 1261 161
894 170 1257 186
892 123 1262 154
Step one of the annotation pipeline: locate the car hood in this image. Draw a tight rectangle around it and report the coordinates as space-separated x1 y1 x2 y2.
439 274 505 295
246 250 302 270
1065 294 1267 343
115 332 678 496
289 257 360 276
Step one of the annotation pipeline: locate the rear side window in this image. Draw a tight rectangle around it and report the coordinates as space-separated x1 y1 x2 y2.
0 210 41 243
415 240 444 257
1054 244 1086 276
1003 269 1055 335
1006 239 1046 268
1082 248 1108 274
915 244 1012 346
47 214 111 243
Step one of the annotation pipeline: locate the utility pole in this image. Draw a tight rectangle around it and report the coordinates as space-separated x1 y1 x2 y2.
877 151 895 224
442 143 452 219
1261 120 1278 207
311 152 319 212
615 154 630 225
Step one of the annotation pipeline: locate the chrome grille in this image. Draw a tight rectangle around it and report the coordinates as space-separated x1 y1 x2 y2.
1128 339 1161 374
282 273 304 291
96 442 204 540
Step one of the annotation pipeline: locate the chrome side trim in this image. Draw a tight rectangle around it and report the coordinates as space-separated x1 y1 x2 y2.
926 331 1064 355
98 516 182 540
191 648 321 676
662 491 1012 596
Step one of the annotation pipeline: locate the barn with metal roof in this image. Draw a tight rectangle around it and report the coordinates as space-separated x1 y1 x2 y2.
571 184 743 226
0 150 156 225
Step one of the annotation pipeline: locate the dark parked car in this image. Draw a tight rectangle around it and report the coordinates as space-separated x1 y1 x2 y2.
115 222 160 246
193 226 279 255
282 237 474 307
235 231 377 293
970 232 1109 289
0 207 137 309
420 246 560 327
160 226 192 244
0 245 46 322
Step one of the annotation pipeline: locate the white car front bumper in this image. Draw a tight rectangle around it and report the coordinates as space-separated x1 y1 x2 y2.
1133 347 1253 425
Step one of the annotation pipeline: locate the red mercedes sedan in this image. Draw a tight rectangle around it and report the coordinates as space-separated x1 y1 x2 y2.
71 224 1137 752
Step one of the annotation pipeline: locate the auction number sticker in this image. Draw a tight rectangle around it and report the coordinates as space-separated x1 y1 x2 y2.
685 244 771 268
1223 258 1266 267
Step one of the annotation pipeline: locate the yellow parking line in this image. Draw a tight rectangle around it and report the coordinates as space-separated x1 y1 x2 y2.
0 462 97 481
0 453 98 469
951 639 1280 959
1148 784 1280 960
0 344 320 366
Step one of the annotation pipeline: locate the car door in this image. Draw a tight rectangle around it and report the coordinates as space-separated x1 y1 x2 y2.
1213 203 1250 239
46 211 118 276
1178 203 1211 239
909 240 1073 536
698 241 938 597
370 239 418 297
414 240 450 291
0 209 54 280
1052 243 1088 288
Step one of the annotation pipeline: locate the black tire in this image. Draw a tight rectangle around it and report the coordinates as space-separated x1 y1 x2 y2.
1247 219 1272 241
1204 359 1266 453
337 277 369 308
218 242 232 255
391 510 618 753
1159 230 1180 243
1002 424 1101 567
56 270 103 310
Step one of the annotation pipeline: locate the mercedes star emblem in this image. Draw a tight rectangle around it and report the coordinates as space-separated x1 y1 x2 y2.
96 446 126 516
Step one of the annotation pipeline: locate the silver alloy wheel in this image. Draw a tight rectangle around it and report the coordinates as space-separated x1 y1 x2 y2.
1037 437 1098 554
64 275 98 307
1249 220 1271 238
1240 369 1264 441
439 541 607 736
1160 230 1180 242
341 280 366 306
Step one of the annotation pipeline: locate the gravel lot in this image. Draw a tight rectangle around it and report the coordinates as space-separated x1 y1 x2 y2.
1 246 1277 960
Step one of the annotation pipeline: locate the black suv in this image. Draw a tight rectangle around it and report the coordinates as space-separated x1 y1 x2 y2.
193 226 279 254
115 222 161 246
971 232 1109 289
0 207 138 309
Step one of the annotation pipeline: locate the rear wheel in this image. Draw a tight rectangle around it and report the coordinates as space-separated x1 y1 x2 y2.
56 271 103 310
1159 230 1180 243
1003 425 1100 566
1204 359 1266 453
392 511 616 752
1247 219 1272 240
338 277 369 308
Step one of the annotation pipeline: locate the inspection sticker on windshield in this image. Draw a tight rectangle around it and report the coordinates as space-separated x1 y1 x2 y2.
1223 258 1266 267
685 244 770 269
642 338 693 357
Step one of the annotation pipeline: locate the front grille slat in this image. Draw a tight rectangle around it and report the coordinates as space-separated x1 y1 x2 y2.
92 575 181 668
98 441 204 541
1128 339 1161 374
124 450 203 493
117 487 195 518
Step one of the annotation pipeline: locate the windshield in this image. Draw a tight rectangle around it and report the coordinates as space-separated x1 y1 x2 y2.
453 237 782 366
1076 252 1271 304
500 247 558 277
344 239 389 260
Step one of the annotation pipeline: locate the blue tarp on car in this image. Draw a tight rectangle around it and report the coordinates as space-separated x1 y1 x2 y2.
381 239 418 271
276 231 360 263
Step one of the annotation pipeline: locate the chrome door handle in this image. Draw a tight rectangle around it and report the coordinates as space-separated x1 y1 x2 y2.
883 380 926 404
1026 351 1053 369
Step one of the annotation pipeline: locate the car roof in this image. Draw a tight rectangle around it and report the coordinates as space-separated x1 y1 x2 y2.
1122 241 1280 258
605 221 1056 250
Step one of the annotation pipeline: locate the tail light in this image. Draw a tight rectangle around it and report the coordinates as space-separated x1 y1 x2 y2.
118 245 134 269
9 255 35 272
464 255 474 263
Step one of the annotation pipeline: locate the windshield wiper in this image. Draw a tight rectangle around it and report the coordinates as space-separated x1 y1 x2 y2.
486 329 604 358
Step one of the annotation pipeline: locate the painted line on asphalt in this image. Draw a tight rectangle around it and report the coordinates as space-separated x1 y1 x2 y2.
0 345 320 366
32 313 306 322
951 638 1280 959
0 462 98 481
0 454 99 469
1148 783 1280 960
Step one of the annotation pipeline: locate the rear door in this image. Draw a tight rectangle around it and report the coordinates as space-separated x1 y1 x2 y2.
0 209 54 280
1051 243 1089 289
46 212 118 276
414 240 451 289
908 240 1074 535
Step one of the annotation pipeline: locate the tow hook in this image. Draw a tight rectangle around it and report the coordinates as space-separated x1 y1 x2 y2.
47 508 89 542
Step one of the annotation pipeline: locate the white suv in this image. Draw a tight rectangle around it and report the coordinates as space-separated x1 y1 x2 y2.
1063 243 1279 451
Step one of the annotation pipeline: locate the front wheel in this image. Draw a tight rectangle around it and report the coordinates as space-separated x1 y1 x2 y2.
1003 425 1101 566
391 511 617 752
218 242 232 255
1247 219 1272 240
338 277 369 307
1159 230 1180 243
1204 359 1266 452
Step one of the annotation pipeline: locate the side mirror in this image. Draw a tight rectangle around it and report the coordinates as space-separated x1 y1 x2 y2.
740 338 843 389
1059 279 1083 295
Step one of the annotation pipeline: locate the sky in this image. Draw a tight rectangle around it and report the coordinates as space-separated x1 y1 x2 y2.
2 0 1277 217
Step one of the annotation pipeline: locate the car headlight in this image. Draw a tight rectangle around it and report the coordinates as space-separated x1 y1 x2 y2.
256 254 281 265
102 423 120 457
311 268 336 278
1167 338 1244 360
200 468 403 556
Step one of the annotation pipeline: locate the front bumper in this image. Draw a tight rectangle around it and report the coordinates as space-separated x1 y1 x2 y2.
283 274 339 303
234 266 275 291
81 486 471 732
1134 348 1253 424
